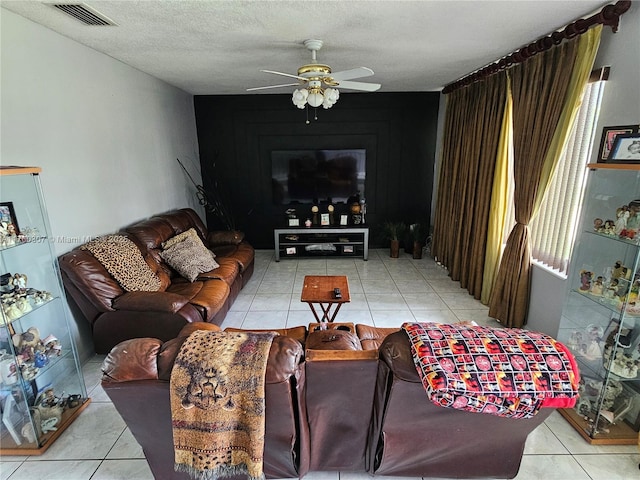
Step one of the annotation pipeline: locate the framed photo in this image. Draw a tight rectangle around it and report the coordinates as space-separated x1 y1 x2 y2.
320 213 330 226
0 201 19 235
597 125 640 163
288 218 300 227
340 215 349 226
609 133 640 163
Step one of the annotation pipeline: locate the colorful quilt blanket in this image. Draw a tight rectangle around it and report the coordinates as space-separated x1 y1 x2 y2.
402 322 579 418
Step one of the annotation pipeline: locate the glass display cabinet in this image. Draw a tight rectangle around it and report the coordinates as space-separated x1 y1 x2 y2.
557 163 640 445
0 166 89 455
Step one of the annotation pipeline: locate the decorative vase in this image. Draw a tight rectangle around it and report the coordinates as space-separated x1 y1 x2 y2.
412 241 423 259
390 239 400 258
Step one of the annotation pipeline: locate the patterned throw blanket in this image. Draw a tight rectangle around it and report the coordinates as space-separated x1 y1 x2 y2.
170 330 276 480
402 322 579 419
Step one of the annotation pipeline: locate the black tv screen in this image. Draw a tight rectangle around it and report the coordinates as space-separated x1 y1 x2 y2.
271 149 365 205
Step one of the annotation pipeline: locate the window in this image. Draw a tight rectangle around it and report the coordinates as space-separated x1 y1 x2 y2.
505 70 607 275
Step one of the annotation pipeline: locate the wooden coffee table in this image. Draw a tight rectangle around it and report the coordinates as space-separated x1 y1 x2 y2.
301 275 350 323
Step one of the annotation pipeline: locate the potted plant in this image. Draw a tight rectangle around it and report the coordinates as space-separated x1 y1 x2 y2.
410 223 427 259
383 222 406 258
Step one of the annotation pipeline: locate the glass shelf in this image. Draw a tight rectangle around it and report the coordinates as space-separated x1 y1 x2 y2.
0 167 89 455
557 166 640 445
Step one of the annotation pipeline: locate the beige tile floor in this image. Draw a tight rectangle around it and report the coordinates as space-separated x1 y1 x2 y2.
1 249 639 479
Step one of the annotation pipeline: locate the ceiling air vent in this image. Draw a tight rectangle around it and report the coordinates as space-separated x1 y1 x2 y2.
51 3 116 26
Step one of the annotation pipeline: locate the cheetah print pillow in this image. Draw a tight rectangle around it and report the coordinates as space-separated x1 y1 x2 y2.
162 228 206 251
83 235 161 292
160 234 219 282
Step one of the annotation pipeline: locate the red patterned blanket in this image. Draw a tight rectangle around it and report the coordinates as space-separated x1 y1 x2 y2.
402 322 579 418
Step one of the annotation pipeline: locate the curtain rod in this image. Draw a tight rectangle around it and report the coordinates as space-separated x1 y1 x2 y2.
442 0 631 94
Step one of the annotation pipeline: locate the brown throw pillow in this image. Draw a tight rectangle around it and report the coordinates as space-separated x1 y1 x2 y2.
208 230 245 246
160 235 219 282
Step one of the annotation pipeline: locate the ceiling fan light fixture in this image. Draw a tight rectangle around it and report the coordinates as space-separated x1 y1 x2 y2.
322 88 339 109
253 39 377 119
306 88 324 108
292 88 309 109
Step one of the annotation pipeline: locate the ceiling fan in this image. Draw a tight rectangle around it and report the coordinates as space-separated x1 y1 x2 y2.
247 39 381 111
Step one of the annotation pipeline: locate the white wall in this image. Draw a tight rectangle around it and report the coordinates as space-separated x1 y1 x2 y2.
526 3 640 336
1 9 204 359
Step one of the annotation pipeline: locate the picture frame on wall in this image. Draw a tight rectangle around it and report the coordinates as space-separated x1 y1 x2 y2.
609 133 640 163
597 125 640 163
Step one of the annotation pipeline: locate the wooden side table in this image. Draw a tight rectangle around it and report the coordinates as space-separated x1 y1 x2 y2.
301 275 350 323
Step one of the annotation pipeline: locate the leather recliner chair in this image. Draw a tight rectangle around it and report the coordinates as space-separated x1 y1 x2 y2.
101 324 309 480
367 330 553 479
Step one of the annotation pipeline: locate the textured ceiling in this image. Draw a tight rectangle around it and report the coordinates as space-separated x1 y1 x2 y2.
2 0 610 95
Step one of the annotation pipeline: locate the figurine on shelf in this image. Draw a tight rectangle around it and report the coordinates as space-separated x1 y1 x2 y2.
611 260 631 280
603 345 640 378
627 204 640 232
603 279 619 300
603 219 616 236
8 273 27 293
567 330 586 355
327 204 335 225
15 296 32 315
311 205 319 225
601 379 623 412
589 276 604 296
619 228 636 240
30 289 53 305
593 218 603 232
1 300 22 322
21 423 37 443
34 350 49 368
32 401 62 434
0 221 18 248
285 208 297 219
583 324 604 360
12 326 41 364
579 270 593 291
42 334 62 357
64 394 82 409
615 206 630 234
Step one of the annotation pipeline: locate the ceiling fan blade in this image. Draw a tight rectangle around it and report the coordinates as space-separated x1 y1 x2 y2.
330 67 375 81
261 69 307 81
335 80 381 92
247 83 300 92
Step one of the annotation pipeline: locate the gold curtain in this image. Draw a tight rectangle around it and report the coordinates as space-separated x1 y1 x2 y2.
432 73 507 299
481 83 513 305
488 27 602 327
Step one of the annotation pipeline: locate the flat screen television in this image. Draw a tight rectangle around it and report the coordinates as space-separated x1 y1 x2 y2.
271 149 365 205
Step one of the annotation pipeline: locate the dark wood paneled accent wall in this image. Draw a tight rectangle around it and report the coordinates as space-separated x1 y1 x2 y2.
194 92 439 249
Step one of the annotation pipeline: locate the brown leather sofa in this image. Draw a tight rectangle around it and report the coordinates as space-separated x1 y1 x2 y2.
60 208 254 353
102 323 566 479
